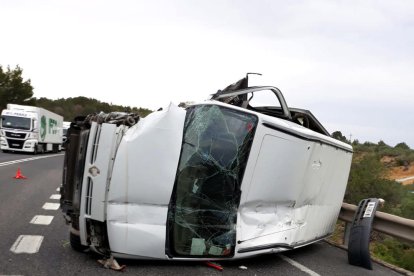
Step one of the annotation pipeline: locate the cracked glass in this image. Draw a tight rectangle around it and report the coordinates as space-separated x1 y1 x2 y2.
168 105 258 257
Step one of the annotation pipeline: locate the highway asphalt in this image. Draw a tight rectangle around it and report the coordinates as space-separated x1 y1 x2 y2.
0 150 404 275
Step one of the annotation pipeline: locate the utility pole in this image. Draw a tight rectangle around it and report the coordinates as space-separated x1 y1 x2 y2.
349 133 352 143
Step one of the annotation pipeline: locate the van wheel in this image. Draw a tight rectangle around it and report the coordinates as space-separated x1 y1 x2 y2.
33 146 38 155
2 150 9 153
69 232 89 252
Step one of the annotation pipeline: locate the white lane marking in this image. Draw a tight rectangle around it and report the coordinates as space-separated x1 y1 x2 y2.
0 154 64 167
10 235 44 254
30 215 54 225
50 194 61 200
42 202 60 210
280 255 321 276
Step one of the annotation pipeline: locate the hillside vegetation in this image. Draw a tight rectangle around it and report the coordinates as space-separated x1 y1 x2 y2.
332 131 414 272
341 139 414 218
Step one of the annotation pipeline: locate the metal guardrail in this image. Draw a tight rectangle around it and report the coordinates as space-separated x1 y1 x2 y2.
339 202 414 243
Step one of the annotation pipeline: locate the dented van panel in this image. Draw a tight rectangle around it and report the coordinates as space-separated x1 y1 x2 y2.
61 79 353 260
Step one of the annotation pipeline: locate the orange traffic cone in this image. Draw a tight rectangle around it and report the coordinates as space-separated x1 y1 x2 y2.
14 167 27 179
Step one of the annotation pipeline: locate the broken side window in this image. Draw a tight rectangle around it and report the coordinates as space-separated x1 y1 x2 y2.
168 105 258 257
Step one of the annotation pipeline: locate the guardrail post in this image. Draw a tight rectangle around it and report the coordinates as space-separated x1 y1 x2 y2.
347 198 380 270
343 222 351 246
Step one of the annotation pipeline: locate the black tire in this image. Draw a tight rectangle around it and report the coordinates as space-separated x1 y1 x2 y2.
2 150 9 153
69 232 89 252
33 146 38 155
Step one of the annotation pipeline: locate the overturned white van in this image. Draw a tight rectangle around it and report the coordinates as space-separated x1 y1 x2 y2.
61 76 352 260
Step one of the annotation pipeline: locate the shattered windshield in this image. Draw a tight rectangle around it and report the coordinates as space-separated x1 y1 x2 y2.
168 105 258 257
1 115 31 130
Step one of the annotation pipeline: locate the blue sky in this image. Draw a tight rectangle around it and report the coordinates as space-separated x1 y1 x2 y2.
1 0 413 147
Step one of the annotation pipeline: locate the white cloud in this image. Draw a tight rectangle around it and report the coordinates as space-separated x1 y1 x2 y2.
0 0 413 146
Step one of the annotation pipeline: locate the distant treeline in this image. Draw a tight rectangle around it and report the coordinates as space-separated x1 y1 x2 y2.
32 96 153 121
1 65 153 120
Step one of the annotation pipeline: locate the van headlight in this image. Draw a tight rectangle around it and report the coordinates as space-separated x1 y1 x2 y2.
28 132 38 139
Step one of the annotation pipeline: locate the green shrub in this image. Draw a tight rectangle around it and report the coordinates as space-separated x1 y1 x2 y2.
372 237 414 272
